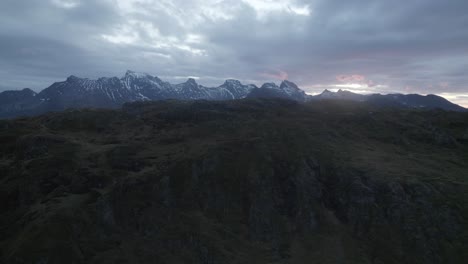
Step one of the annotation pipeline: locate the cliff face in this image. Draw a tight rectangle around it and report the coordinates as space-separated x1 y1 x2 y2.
0 99 467 263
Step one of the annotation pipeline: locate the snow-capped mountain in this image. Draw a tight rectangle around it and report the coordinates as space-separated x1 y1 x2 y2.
279 80 308 101
36 70 257 111
121 70 176 100
0 71 266 118
39 75 135 109
216 79 257 100
0 71 465 118
247 81 308 102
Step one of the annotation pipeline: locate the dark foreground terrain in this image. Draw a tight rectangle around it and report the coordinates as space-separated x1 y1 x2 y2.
1 99 467 263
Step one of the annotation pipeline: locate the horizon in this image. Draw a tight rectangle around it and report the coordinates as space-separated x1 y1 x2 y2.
9 70 468 107
1 0 468 107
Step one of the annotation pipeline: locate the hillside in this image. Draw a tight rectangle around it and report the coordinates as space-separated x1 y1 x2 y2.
1 99 467 263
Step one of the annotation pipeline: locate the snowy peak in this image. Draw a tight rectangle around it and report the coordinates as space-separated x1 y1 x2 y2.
319 89 333 96
125 70 136 76
214 79 256 100
123 71 167 85
185 78 198 86
66 75 82 82
247 80 308 102
1 70 466 119
279 80 306 100
280 80 299 90
124 70 151 79
223 79 242 86
260 82 280 90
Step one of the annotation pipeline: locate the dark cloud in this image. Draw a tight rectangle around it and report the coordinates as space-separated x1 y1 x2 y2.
0 0 467 105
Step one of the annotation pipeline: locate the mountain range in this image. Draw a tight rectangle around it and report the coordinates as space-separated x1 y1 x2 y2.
0 71 465 118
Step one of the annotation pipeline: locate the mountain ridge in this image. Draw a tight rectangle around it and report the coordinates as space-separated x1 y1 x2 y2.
0 71 465 118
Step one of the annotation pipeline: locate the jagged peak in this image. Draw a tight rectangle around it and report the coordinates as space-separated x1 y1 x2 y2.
280 80 299 90
124 70 152 79
66 75 81 82
278 80 307 98
260 82 279 89
321 89 334 94
185 78 198 85
337 89 354 94
223 79 242 86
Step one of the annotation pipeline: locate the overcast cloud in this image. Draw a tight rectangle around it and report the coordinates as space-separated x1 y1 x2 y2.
1 0 467 106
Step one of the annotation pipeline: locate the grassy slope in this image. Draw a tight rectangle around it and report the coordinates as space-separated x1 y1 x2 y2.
0 99 467 263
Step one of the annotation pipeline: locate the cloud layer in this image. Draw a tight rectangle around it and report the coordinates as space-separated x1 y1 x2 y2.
1 0 467 105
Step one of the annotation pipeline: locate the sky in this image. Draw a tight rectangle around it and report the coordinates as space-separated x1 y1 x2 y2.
0 0 467 106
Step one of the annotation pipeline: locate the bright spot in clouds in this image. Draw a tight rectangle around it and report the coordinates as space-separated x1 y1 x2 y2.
334 83 369 89
101 24 139 45
242 0 311 17
50 0 79 9
288 5 311 16
336 75 366 83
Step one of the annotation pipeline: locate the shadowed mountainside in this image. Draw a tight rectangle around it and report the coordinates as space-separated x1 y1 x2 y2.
0 99 467 263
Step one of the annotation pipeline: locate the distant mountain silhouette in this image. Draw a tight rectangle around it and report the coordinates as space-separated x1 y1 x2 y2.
311 89 466 112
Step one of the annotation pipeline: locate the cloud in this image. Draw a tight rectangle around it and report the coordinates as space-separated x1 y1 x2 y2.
241 0 311 18
336 75 366 83
260 70 289 81
51 0 80 9
0 0 468 107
